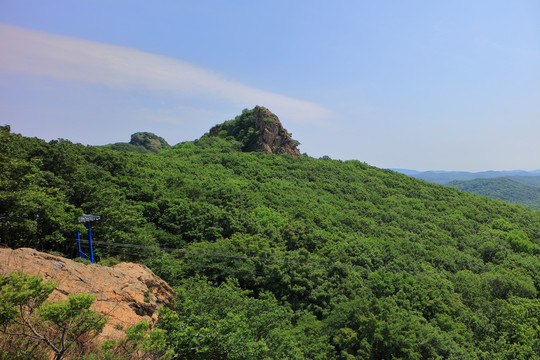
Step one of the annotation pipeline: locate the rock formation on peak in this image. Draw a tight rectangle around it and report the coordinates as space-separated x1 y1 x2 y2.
103 132 170 153
129 132 170 152
208 106 302 157
252 106 302 157
0 248 175 341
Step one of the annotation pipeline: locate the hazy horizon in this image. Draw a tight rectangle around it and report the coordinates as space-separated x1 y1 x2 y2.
1 1 539 172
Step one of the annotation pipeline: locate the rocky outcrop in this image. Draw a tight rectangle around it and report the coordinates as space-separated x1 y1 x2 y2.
252 106 301 157
0 248 175 341
208 106 302 157
130 132 170 152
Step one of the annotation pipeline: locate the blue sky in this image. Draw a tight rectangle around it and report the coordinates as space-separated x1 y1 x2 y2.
1 0 539 171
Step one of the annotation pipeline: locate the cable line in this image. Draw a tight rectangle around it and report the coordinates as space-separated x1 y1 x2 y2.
73 239 360 271
73 239 434 276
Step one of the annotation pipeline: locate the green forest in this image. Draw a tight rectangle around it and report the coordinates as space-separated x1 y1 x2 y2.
1 108 540 359
447 177 540 211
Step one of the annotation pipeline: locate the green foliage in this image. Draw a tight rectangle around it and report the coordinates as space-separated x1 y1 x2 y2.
0 272 106 360
129 132 170 152
207 108 263 152
448 177 540 210
0 272 55 326
39 293 107 337
103 142 152 153
2 122 540 359
102 132 171 154
81 320 175 360
510 175 540 187
506 230 538 255
158 277 333 359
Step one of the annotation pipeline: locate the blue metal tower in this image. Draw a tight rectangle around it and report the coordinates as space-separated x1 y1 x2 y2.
78 214 100 263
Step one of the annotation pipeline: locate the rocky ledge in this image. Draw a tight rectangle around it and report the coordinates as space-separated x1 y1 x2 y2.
0 248 175 341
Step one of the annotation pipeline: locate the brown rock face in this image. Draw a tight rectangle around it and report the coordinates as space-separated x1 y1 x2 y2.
208 106 302 157
252 106 301 157
0 248 175 341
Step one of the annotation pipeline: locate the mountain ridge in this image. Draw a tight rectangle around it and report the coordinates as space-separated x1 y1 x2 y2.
2 110 540 359
391 168 540 184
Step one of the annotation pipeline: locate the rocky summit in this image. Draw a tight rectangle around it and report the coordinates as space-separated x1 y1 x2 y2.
208 106 302 157
129 132 171 152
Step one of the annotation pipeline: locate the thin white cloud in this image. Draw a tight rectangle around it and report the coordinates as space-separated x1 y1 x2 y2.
0 23 331 123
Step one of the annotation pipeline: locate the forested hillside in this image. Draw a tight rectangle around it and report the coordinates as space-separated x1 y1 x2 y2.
510 175 540 187
1 107 540 359
394 169 540 185
448 177 540 211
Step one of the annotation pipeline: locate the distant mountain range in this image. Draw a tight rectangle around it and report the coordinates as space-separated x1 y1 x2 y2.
391 169 540 210
390 169 540 184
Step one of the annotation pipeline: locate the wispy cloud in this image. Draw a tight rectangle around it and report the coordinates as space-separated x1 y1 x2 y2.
0 23 331 123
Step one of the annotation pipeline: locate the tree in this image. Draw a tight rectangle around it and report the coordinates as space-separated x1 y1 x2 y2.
83 320 175 360
0 271 107 360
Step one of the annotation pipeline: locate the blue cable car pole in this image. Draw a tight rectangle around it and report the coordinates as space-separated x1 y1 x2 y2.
88 221 94 264
78 214 100 263
78 231 81 256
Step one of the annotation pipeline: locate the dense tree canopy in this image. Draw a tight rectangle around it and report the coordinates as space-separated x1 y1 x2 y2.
447 177 540 211
1 123 540 359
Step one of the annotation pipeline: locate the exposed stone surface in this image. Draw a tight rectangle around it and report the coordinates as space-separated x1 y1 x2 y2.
0 248 175 341
252 106 302 157
208 106 302 157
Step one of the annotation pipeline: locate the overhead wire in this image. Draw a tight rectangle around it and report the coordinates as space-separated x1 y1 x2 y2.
73 239 367 272
72 238 431 276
